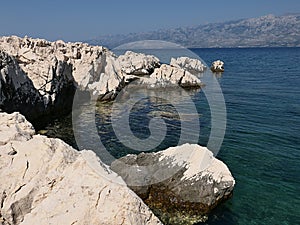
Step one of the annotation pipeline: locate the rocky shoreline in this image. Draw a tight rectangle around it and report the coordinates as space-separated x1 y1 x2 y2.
0 36 204 128
0 36 234 225
0 112 162 225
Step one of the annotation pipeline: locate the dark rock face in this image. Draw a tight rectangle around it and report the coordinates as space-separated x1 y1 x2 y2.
0 50 76 129
111 144 235 225
0 51 44 120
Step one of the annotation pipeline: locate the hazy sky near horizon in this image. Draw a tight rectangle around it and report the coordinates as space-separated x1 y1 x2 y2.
0 0 299 41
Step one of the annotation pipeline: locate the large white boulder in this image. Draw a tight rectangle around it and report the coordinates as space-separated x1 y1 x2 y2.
111 143 235 225
0 112 162 225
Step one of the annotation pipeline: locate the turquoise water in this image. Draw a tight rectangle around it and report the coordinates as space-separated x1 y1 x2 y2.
192 48 300 225
91 48 300 224
50 48 300 224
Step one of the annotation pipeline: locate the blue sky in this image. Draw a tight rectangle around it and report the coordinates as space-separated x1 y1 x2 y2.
0 0 299 41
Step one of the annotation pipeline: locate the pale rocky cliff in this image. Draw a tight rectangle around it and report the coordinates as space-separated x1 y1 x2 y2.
0 36 202 125
0 36 202 99
0 112 162 225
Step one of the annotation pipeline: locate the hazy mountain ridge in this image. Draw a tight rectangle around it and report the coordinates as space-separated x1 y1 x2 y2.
88 14 300 48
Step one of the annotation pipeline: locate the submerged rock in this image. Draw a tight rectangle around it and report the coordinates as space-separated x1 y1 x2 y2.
211 60 225 73
111 144 235 225
0 112 162 225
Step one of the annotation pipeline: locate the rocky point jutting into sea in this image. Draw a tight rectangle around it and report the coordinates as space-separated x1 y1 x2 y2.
0 36 234 225
0 36 203 128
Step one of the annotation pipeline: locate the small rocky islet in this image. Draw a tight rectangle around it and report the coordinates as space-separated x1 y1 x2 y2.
0 36 232 225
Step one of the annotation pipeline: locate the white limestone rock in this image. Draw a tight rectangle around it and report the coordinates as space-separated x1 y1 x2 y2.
211 60 224 73
0 112 35 145
157 144 234 184
87 54 123 100
118 51 160 75
170 57 206 74
0 36 123 100
0 112 162 225
0 36 205 102
111 143 235 225
139 64 202 88
0 36 76 103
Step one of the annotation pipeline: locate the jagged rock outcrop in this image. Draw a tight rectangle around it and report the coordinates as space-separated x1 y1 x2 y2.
118 51 160 76
0 36 116 100
0 51 46 121
0 36 204 126
170 57 206 74
0 37 204 95
211 60 224 73
0 112 162 225
111 144 235 225
138 64 202 88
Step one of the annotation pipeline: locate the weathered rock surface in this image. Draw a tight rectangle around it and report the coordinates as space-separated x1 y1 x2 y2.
111 144 235 225
0 36 116 100
0 112 162 225
170 57 206 74
0 51 46 122
138 64 202 88
0 37 159 101
0 36 204 126
211 60 224 73
0 35 202 93
118 51 160 76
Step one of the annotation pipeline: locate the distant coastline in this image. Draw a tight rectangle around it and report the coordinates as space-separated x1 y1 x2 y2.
88 14 300 49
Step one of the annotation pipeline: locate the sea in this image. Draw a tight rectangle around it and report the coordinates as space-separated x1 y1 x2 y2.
191 48 300 225
43 47 300 225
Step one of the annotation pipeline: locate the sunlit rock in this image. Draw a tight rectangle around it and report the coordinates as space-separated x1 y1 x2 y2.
0 112 162 225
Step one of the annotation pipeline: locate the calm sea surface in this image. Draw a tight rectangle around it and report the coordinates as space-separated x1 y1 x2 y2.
45 48 300 225
192 48 300 225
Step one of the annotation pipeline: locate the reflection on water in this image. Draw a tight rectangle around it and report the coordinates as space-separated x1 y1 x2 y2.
93 87 208 162
41 85 212 166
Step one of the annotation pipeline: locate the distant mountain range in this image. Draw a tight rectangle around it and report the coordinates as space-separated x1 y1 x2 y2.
88 14 300 49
